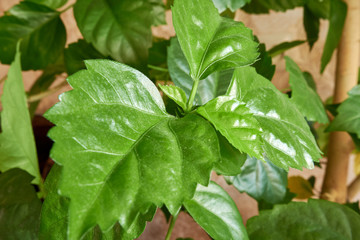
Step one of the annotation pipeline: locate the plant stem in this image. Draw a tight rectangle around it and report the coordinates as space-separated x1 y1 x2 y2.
186 79 199 111
165 214 178 240
60 3 75 13
27 79 68 103
0 74 7 84
148 64 168 72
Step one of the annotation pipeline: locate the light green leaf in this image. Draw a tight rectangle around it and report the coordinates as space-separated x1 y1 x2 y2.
247 199 360 240
268 40 306 57
65 40 107 75
212 0 251 12
197 96 263 159
320 0 347 73
172 0 258 80
214 132 247 176
0 169 42 240
327 85 360 138
25 0 68 9
226 156 288 204
73 0 154 67
0 43 41 184
167 37 233 105
252 40 275 80
285 56 328 123
44 60 220 239
303 5 320 49
0 2 66 70
184 181 249 240
242 0 304 14
159 85 187 110
227 67 321 170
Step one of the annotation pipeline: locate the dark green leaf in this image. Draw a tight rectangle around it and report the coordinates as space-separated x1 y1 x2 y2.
197 96 263 159
0 2 66 70
44 60 220 239
247 199 360 240
302 71 317 91
172 0 258 80
64 40 107 75
212 0 251 12
25 0 68 9
0 43 41 184
0 169 42 240
159 85 187 110
285 56 328 123
227 67 321 170
73 0 154 68
320 0 347 73
257 188 296 210
167 37 233 105
344 202 360 215
304 0 330 19
148 39 170 67
303 5 320 49
214 132 247 176
251 40 275 80
242 0 304 14
268 40 306 57
184 181 249 240
226 156 288 204
327 85 360 137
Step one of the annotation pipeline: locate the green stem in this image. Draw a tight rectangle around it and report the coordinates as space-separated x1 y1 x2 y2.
186 79 200 111
165 214 178 240
148 64 169 72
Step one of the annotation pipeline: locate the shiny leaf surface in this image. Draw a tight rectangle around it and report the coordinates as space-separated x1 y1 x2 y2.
197 96 263 159
0 44 41 184
184 181 249 240
320 0 346 73
74 0 154 67
226 156 288 204
159 85 188 111
25 0 68 9
45 60 220 239
327 85 360 137
227 67 321 170
285 56 328 123
167 37 233 105
172 0 258 80
212 0 251 12
0 2 66 70
0 169 42 240
247 199 360 240
268 40 305 57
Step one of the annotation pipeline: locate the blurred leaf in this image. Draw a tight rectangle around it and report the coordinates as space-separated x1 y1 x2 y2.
0 43 41 184
257 188 296 211
0 169 42 240
184 181 249 240
25 0 68 9
302 71 317 91
252 40 275 80
304 0 330 19
247 199 360 240
0 2 66 70
268 40 306 57
344 202 360 215
354 153 360 176
303 5 320 49
287 176 314 199
212 0 251 12
149 0 166 26
320 0 347 73
242 0 304 14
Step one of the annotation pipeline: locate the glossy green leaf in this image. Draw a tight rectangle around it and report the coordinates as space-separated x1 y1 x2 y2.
320 0 347 73
268 40 306 57
227 67 321 170
251 40 275 80
0 43 41 184
285 56 328 123
0 169 42 240
327 85 360 137
167 37 233 105
159 85 187 110
184 181 249 240
25 0 68 9
44 60 220 239
0 2 66 70
172 0 259 80
73 0 154 67
304 0 330 19
197 96 263 159
226 155 288 204
303 5 320 49
242 0 304 14
65 40 107 75
212 0 251 12
214 132 247 176
247 199 360 240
